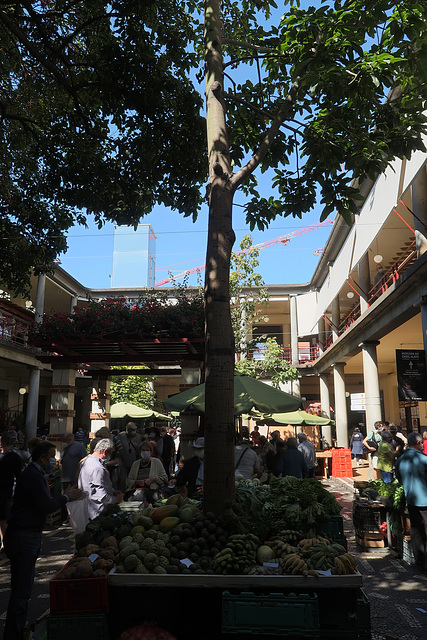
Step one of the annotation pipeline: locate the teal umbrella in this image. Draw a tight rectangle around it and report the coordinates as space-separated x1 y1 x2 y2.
258 410 334 426
110 402 172 421
163 372 303 415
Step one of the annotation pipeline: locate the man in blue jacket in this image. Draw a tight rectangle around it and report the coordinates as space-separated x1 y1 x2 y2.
3 440 82 640
395 432 427 573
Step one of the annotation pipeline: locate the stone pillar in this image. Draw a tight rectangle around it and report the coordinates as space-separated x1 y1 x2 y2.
411 165 427 257
25 366 42 441
49 366 77 437
360 341 382 430
27 275 46 440
291 378 301 399
290 295 299 366
333 362 348 447
90 378 111 435
70 296 78 313
35 274 46 324
421 296 427 364
318 316 326 355
319 373 332 447
331 297 340 342
179 364 202 461
358 252 371 314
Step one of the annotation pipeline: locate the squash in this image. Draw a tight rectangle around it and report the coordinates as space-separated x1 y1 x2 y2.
178 507 197 523
166 494 184 508
256 545 274 564
159 517 180 533
150 505 179 523
136 516 153 530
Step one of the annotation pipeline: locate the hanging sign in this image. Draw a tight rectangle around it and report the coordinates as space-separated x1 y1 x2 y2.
396 349 427 401
350 393 366 411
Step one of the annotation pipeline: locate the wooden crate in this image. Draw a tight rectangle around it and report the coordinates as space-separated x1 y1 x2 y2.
356 532 386 549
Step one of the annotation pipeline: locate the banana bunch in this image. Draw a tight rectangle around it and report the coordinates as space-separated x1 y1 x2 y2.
278 529 304 544
298 536 331 552
271 539 299 559
304 541 357 574
333 553 357 575
279 553 310 576
212 533 259 575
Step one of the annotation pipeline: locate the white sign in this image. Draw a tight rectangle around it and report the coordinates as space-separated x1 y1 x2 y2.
351 393 366 411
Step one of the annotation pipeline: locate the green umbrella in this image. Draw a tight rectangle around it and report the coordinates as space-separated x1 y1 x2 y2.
258 410 334 426
163 372 303 415
110 402 172 421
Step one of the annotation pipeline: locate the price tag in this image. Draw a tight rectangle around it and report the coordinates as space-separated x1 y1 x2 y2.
88 553 99 562
263 562 279 568
180 558 194 567
316 569 332 576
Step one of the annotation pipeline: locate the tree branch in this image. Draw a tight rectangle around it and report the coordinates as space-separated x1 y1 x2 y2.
222 38 276 54
225 92 304 136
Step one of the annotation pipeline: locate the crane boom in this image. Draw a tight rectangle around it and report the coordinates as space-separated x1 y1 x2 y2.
154 218 333 287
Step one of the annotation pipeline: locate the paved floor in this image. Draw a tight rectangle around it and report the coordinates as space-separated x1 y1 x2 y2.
0 463 426 640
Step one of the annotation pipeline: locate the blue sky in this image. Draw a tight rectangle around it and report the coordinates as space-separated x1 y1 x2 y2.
60 202 333 289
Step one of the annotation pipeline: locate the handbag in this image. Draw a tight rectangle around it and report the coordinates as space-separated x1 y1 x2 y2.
66 491 90 534
366 438 378 451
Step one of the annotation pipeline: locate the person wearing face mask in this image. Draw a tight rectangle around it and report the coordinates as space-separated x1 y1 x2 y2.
115 422 141 492
77 438 124 520
125 441 168 503
3 441 83 640
175 438 205 498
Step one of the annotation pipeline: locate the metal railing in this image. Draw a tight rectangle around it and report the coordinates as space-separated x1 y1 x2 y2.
0 316 32 347
248 345 319 364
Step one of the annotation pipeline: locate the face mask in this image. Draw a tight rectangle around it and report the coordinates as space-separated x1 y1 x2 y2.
45 457 56 473
103 454 111 463
141 451 151 461
195 449 204 458
149 433 156 439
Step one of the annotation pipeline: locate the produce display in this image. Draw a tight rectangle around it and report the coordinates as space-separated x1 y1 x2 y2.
60 477 358 579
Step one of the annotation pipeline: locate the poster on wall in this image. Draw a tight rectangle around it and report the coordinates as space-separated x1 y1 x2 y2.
396 349 427 401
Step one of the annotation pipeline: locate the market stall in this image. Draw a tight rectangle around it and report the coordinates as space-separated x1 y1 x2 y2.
48 477 370 640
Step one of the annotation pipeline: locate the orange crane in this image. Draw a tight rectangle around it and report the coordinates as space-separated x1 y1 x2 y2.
154 219 333 287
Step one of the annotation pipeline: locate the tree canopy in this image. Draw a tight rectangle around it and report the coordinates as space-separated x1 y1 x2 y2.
0 0 206 294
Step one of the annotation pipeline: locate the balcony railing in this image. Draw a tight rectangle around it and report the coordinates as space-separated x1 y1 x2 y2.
0 316 32 348
248 345 319 364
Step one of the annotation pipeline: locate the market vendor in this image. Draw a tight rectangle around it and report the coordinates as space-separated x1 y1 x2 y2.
125 440 168 503
175 437 205 498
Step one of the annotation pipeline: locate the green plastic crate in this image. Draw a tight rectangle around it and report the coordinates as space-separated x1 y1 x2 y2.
321 514 345 541
222 591 320 636
319 588 370 639
47 614 109 640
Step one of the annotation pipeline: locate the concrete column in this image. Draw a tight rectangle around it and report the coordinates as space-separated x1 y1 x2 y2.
318 317 326 355
35 274 46 324
360 341 382 430
70 296 78 313
411 165 427 257
27 275 46 440
25 367 42 441
291 378 301 399
421 296 427 363
290 295 298 365
90 378 111 435
49 366 77 435
179 364 202 461
331 297 340 342
319 373 332 447
333 362 348 447
358 252 371 314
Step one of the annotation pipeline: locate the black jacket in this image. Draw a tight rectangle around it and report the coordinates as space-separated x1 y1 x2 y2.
176 456 201 498
8 462 67 531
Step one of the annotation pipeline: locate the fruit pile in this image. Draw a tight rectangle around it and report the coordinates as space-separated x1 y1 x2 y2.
212 534 259 575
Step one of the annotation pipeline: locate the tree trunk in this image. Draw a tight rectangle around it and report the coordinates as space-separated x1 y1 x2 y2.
203 0 236 514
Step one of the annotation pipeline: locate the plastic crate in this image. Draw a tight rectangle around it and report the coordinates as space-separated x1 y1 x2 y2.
332 448 352 459
319 588 370 639
222 591 320 636
47 615 108 640
321 515 345 544
398 535 415 565
49 561 109 615
353 502 387 533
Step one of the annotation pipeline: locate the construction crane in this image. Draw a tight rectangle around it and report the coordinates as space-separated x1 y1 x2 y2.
154 219 333 287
